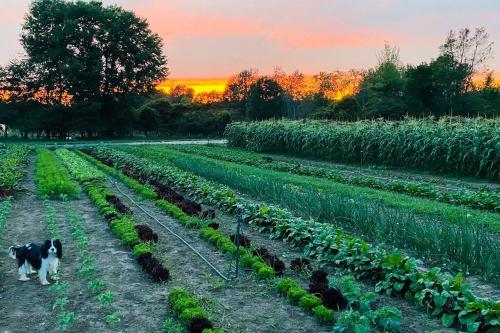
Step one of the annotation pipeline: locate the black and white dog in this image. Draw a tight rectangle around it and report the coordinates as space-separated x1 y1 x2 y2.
8 240 62 285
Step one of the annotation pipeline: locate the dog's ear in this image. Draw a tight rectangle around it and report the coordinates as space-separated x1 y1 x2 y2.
41 240 51 258
53 239 63 259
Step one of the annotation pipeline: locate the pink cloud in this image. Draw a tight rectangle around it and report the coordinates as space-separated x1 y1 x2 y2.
127 1 397 49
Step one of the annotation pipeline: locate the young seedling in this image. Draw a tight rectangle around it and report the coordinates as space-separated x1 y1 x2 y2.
105 312 121 327
58 311 76 330
87 278 107 294
96 291 115 306
52 297 70 311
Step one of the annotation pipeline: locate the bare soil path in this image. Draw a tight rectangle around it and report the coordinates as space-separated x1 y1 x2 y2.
51 195 170 333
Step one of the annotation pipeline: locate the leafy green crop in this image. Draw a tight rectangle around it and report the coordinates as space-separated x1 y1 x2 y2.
35 148 79 199
121 146 500 279
0 145 30 196
167 289 220 330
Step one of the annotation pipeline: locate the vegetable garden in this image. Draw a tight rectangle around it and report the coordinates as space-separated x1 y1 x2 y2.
0 131 498 332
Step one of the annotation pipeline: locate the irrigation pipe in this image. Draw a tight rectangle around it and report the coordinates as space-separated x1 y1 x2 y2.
109 178 235 282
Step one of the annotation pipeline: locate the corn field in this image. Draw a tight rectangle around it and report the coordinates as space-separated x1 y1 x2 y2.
225 118 500 179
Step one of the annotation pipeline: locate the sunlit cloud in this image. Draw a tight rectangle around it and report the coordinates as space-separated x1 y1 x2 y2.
0 0 499 78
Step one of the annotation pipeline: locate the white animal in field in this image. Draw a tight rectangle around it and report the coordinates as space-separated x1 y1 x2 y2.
0 124 6 137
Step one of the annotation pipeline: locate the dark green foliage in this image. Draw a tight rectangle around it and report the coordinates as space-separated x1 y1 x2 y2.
166 289 220 332
57 148 169 282
21 0 167 103
0 145 30 196
225 119 500 179
357 62 407 119
135 97 232 137
168 145 500 212
1 0 167 138
246 78 285 120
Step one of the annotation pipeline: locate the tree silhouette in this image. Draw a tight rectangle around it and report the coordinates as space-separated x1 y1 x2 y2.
246 77 284 120
17 0 168 105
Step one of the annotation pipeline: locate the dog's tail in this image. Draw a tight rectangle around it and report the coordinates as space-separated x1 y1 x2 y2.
8 246 19 259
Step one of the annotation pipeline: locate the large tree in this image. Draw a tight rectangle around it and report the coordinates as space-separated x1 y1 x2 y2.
246 77 284 120
440 28 493 90
223 69 258 116
17 0 168 105
0 0 168 137
357 61 406 119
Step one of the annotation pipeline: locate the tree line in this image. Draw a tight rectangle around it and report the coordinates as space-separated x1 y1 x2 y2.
216 28 499 121
0 0 498 139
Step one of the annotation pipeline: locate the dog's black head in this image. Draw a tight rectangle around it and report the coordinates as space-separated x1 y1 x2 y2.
41 240 62 259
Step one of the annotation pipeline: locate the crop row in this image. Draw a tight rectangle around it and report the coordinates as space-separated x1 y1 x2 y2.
80 149 403 330
64 205 121 327
43 200 77 329
56 149 170 283
0 199 13 253
169 144 499 212
35 148 79 200
119 146 499 280
277 271 402 332
93 147 499 333
79 150 299 329
0 145 31 197
79 149 281 281
167 289 221 333
225 119 500 179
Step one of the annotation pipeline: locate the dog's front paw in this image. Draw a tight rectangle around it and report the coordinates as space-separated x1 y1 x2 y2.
41 280 50 286
18 277 30 282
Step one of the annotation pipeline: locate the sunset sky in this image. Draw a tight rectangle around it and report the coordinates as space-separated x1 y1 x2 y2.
1 0 499 84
